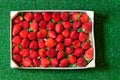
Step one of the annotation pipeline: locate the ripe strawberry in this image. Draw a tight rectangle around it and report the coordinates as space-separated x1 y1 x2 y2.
68 55 77 64
41 58 50 67
73 21 81 30
62 21 71 29
56 43 64 51
33 59 40 67
56 34 64 43
80 13 89 23
12 36 22 44
13 16 22 24
57 51 65 60
39 49 46 58
30 50 39 59
51 58 59 67
29 41 38 50
12 24 21 36
48 31 57 38
30 20 38 32
79 32 88 42
72 12 80 21
46 48 57 58
84 47 93 61
12 45 21 54
47 22 55 31
61 12 69 21
34 13 42 22
72 40 81 48
77 57 86 67
62 29 70 37
28 32 37 40
20 49 29 57
22 57 32 67
64 38 72 46
43 12 52 21
45 38 57 48
55 24 64 33
82 41 90 50
37 29 47 39
13 53 22 63
39 20 47 29
70 30 79 40
82 22 92 33
59 59 69 67
24 12 33 22
38 39 46 48
65 47 74 54
52 12 61 22
19 20 29 29
21 38 30 48
20 29 28 38
74 48 84 57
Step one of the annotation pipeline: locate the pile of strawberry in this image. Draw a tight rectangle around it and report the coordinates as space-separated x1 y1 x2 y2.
12 12 93 67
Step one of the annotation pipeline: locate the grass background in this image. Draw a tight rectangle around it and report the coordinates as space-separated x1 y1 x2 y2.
0 0 120 80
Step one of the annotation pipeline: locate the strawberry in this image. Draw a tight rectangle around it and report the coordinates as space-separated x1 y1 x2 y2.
21 38 30 48
12 36 22 44
41 58 50 67
62 21 71 29
51 58 59 67
34 13 42 22
24 12 33 22
77 57 86 67
47 22 55 31
45 38 56 48
46 48 57 58
30 50 39 59
55 24 64 33
30 20 38 32
20 29 28 38
79 32 88 42
38 39 46 49
68 55 77 64
12 45 21 54
39 20 47 29
33 59 40 67
65 47 74 54
37 29 47 39
64 38 72 46
29 41 38 50
70 30 79 40
80 13 89 23
82 41 90 50
56 43 64 51
72 40 81 48
61 12 69 21
22 57 32 67
82 22 92 33
28 32 37 40
20 49 29 57
48 31 57 38
43 12 52 21
73 21 81 30
19 20 29 29
56 34 64 43
84 47 93 61
72 12 80 21
13 53 22 63
74 48 84 57
59 59 69 67
52 12 61 22
13 16 22 24
62 29 70 37
57 51 65 60
12 24 21 36
39 49 46 58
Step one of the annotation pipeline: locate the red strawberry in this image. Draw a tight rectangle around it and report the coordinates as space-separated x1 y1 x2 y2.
72 40 81 48
72 12 80 21
82 41 90 50
56 34 64 43
22 57 32 67
39 49 46 58
13 53 22 63
55 24 64 33
73 21 81 30
51 58 59 67
24 12 33 22
12 24 21 36
19 20 29 29
57 51 65 60
30 20 38 32
70 30 79 40
48 31 57 38
82 22 92 33
13 16 22 24
29 41 38 50
65 47 74 54
37 29 47 39
56 43 64 51
62 21 71 29
12 36 22 44
68 55 77 64
79 32 88 42
21 38 30 48
43 12 52 21
61 12 69 21
47 22 55 31
80 13 89 23
77 57 86 67
45 38 56 48
46 48 57 58
59 59 69 67
62 29 70 37
84 47 93 61
74 48 84 57
41 58 50 67
38 39 46 48
52 12 61 22
12 45 21 54
34 13 42 22
30 50 39 59
28 32 37 40
64 38 72 46
33 59 40 67
20 49 29 57
20 29 28 38
39 20 47 29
